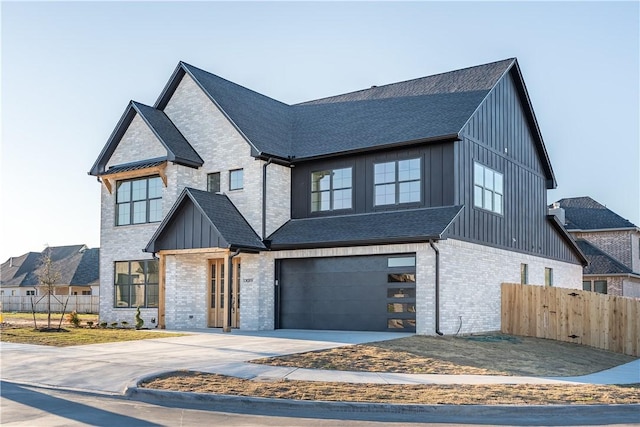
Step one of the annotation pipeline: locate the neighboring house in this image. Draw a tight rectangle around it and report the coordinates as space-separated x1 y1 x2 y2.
89 58 586 334
551 197 640 298
0 245 100 296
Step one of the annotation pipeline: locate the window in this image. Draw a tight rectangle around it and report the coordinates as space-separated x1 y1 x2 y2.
374 158 421 206
311 167 352 212
388 256 416 268
114 260 159 308
545 267 553 287
520 264 528 284
26 290 36 296
474 162 503 214
584 280 607 294
207 172 220 192
82 290 91 296
229 169 243 190
116 176 162 226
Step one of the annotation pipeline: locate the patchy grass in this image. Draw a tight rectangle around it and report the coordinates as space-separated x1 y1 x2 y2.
1 311 98 327
141 371 640 405
0 326 185 346
252 335 637 377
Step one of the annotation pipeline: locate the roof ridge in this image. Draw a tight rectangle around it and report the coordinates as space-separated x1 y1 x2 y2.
295 58 516 106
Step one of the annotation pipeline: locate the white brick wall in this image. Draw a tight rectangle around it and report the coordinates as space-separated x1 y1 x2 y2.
106 114 166 168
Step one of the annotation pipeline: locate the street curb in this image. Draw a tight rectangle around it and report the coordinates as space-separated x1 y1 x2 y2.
126 385 640 422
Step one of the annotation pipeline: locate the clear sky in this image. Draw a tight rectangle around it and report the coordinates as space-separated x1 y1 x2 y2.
1 1 638 262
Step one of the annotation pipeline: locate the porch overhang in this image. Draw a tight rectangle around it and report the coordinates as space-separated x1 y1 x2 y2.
145 188 266 254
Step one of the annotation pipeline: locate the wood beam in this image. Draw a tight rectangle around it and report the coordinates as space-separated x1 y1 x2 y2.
99 162 168 194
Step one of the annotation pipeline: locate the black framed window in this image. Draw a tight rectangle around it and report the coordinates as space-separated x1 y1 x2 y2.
311 167 352 212
116 176 162 226
474 162 503 214
114 260 158 308
374 158 421 206
207 172 220 192
229 169 243 190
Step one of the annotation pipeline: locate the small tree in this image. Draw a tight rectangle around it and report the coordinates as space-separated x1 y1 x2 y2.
34 246 67 330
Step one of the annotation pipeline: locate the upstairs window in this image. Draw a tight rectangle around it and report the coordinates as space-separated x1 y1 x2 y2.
116 176 162 226
229 169 243 190
474 162 503 215
311 167 352 212
374 158 421 206
207 172 220 193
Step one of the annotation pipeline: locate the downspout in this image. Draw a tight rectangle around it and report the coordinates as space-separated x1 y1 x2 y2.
262 158 273 240
429 240 444 336
224 248 242 332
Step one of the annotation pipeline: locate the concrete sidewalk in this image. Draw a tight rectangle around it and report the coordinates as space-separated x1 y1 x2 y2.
1 329 638 397
192 358 640 386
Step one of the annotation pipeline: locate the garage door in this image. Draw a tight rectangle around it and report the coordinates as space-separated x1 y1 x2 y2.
276 254 416 332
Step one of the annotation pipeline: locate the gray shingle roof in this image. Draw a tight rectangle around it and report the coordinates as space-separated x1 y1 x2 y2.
576 239 636 275
555 197 637 230
176 59 514 160
145 188 266 253
0 245 99 288
187 189 266 251
268 205 463 249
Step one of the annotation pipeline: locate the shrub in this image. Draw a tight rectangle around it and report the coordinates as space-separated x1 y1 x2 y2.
99 321 108 329
66 311 81 328
121 321 129 328
135 306 144 330
86 321 94 329
110 322 119 328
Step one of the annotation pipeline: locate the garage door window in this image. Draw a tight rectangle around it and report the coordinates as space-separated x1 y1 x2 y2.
388 256 415 268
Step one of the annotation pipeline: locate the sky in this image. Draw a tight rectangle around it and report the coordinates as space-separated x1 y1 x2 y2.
1 1 638 263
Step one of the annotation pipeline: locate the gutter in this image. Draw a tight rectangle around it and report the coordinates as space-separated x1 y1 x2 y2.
429 240 444 336
262 158 273 240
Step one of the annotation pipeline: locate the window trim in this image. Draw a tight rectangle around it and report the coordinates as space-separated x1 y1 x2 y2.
229 169 244 191
310 167 353 212
374 158 422 207
473 162 504 215
544 267 553 287
113 259 159 308
207 172 221 193
115 175 163 226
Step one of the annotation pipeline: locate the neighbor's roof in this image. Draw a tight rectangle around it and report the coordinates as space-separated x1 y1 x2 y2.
576 239 638 276
145 188 266 253
268 205 463 250
0 245 99 288
89 101 203 176
555 197 637 230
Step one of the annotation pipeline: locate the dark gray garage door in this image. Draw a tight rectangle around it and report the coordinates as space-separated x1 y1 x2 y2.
276 255 416 332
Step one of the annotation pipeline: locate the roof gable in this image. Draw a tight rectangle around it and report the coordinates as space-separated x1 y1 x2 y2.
89 101 203 176
556 197 637 230
145 188 266 253
151 59 522 161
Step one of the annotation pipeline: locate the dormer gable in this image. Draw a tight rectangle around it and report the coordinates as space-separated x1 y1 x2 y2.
88 100 203 178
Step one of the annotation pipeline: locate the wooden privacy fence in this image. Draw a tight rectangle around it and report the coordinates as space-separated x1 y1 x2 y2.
501 283 639 357
0 295 100 314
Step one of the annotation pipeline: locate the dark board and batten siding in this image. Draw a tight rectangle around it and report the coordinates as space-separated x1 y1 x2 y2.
450 72 580 264
291 144 455 219
154 201 228 251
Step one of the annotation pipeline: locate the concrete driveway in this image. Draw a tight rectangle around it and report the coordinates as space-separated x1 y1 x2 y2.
0 329 408 394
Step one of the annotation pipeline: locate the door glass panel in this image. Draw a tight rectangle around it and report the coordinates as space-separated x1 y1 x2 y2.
210 264 216 308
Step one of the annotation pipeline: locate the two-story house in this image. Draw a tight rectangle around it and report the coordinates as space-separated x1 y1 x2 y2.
551 197 640 298
89 58 586 334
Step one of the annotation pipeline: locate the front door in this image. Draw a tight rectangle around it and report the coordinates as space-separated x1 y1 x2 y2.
208 258 240 328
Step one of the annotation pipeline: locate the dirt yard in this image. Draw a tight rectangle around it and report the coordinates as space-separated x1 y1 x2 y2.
142 334 639 404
